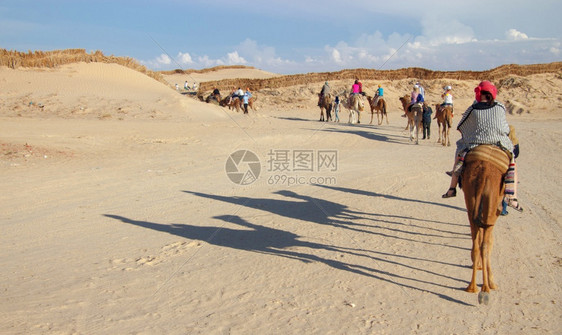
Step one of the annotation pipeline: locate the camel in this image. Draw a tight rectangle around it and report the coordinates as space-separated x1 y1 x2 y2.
367 96 388 125
347 94 364 124
220 96 233 108
399 95 410 130
461 144 511 305
222 96 257 113
205 92 221 105
399 95 423 144
318 94 333 121
435 104 453 146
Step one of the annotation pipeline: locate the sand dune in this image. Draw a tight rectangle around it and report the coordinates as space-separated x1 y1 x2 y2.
1 61 561 334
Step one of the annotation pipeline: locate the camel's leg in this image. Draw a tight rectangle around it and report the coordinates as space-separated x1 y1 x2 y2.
369 112 374 124
480 226 493 293
409 125 413 141
478 226 495 305
482 188 503 291
466 225 481 293
414 119 420 144
487 230 498 290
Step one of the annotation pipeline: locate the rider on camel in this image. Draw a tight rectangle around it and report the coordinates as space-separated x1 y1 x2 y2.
212 87 221 102
318 81 331 107
350 79 362 99
373 84 383 105
440 85 454 116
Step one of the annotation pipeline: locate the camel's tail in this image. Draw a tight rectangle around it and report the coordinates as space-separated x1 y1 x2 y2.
382 100 387 114
469 171 494 228
446 111 452 128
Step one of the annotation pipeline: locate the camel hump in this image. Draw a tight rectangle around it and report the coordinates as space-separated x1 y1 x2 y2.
465 145 511 173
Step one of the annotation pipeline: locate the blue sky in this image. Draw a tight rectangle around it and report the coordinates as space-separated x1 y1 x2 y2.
1 0 561 74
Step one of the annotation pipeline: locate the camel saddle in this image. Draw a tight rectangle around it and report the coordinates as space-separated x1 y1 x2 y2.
465 145 511 173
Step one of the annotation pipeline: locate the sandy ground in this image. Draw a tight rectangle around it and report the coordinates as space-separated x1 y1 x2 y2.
1 63 561 334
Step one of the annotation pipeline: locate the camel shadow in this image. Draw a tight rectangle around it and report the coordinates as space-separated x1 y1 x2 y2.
274 116 317 122
313 125 410 145
183 190 469 251
314 184 467 214
104 213 472 306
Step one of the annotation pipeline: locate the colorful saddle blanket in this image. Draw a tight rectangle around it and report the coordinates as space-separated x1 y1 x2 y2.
465 145 511 173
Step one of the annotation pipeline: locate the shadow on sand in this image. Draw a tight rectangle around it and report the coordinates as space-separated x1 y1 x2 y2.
105 188 473 305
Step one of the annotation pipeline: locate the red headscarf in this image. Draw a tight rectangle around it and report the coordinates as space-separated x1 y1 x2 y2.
474 80 497 102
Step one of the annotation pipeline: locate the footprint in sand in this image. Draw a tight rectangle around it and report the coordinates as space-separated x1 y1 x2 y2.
109 240 201 271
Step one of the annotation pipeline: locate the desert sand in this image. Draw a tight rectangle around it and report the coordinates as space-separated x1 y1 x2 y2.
1 62 561 334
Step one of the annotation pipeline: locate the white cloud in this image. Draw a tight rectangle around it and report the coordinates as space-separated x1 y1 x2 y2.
417 16 477 47
139 2 561 73
506 29 529 41
140 53 174 69
226 51 246 64
155 53 171 65
197 55 224 67
177 52 193 65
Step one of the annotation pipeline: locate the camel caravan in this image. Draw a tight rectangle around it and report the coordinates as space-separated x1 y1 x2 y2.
200 86 257 114
316 80 457 148
317 80 387 125
197 79 455 143
316 80 456 147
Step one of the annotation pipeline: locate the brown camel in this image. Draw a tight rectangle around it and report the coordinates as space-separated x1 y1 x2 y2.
221 96 257 113
399 95 422 130
367 96 388 125
205 92 221 105
318 93 333 122
399 95 423 144
461 144 511 305
434 104 453 146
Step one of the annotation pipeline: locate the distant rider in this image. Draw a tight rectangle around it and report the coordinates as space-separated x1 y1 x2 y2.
373 84 383 105
440 85 454 116
243 88 252 114
318 81 331 106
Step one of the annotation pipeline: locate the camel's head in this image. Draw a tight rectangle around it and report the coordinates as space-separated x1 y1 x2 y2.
399 95 409 109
